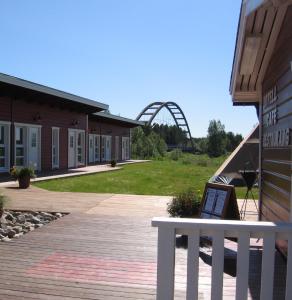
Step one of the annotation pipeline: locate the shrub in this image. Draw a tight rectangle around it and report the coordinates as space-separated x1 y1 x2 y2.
10 167 36 180
0 191 8 218
110 160 117 167
169 149 183 161
167 188 201 218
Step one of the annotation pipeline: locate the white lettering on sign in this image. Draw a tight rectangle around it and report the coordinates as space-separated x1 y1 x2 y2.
263 128 290 148
263 108 277 128
263 86 277 109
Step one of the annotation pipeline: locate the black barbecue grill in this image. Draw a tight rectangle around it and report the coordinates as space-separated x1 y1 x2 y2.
239 170 259 220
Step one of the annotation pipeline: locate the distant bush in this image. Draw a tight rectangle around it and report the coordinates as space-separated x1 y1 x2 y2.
131 126 167 159
169 149 183 161
167 188 201 218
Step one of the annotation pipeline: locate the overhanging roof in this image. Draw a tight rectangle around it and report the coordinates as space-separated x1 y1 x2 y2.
0 72 108 112
91 112 144 127
230 0 291 105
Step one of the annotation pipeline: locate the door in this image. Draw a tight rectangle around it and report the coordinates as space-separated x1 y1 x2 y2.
88 134 95 163
52 128 59 169
115 136 120 161
68 130 76 168
122 137 130 160
28 127 40 170
94 135 100 162
0 123 9 172
105 136 112 161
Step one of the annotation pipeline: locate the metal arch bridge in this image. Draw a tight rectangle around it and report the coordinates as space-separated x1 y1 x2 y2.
136 101 194 149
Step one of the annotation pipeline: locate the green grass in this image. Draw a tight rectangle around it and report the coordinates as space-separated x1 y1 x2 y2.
34 153 258 199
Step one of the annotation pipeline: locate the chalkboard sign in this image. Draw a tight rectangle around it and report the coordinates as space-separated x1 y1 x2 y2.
200 183 240 220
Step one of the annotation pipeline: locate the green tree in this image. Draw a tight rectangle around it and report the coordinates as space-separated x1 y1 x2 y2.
226 132 243 152
131 126 167 159
207 120 227 157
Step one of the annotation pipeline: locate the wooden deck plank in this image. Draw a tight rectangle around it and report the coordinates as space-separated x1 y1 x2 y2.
0 187 281 299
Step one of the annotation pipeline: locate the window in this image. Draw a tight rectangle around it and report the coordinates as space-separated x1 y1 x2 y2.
15 127 25 167
52 128 59 169
94 135 100 162
77 131 85 165
0 125 6 168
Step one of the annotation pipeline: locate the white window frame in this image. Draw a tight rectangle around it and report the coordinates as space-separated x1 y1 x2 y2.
52 127 60 169
14 123 42 171
0 121 11 172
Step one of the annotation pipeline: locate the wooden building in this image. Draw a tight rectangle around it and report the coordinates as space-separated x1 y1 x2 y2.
230 0 292 225
0 73 141 174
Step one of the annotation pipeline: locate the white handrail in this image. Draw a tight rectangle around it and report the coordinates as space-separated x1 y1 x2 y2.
152 217 292 300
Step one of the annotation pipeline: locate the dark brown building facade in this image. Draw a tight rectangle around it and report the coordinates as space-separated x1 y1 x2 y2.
0 73 141 174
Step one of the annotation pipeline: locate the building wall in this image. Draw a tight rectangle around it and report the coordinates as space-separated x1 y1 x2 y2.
261 5 292 223
0 97 87 171
88 119 131 161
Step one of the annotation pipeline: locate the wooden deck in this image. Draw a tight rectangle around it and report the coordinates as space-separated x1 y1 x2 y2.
0 187 284 299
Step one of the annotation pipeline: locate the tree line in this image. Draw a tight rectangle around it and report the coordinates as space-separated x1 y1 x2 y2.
131 120 243 159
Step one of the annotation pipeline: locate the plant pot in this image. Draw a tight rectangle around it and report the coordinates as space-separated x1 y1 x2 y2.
18 176 31 189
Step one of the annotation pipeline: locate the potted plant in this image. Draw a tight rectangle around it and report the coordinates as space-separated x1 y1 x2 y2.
10 166 36 189
110 160 117 167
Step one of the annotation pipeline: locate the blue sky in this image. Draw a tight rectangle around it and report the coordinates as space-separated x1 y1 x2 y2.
0 0 258 137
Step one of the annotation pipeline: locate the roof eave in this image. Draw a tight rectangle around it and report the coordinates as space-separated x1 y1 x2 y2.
0 73 109 111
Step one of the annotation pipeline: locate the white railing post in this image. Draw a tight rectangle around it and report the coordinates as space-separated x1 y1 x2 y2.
236 231 250 300
186 230 200 300
260 232 276 300
211 230 225 300
156 226 176 300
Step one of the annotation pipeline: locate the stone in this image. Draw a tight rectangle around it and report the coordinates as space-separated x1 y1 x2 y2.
16 214 26 224
6 229 16 239
13 226 23 234
5 212 16 222
1 237 11 242
26 215 41 224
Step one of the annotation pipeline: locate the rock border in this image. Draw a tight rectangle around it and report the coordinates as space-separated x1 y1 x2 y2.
0 210 68 242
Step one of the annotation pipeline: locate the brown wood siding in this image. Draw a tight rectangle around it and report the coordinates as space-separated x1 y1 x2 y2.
0 96 87 171
0 97 12 121
88 120 131 161
261 5 292 223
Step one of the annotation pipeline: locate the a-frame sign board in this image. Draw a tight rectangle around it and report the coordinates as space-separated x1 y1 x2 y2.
200 182 240 220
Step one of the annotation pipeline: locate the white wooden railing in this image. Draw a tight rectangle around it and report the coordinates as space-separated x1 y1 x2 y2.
152 217 292 300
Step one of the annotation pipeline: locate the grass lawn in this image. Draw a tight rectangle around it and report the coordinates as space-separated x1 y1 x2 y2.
34 154 258 199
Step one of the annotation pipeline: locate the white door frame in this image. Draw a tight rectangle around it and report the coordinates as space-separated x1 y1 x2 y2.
68 129 85 168
14 123 42 171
